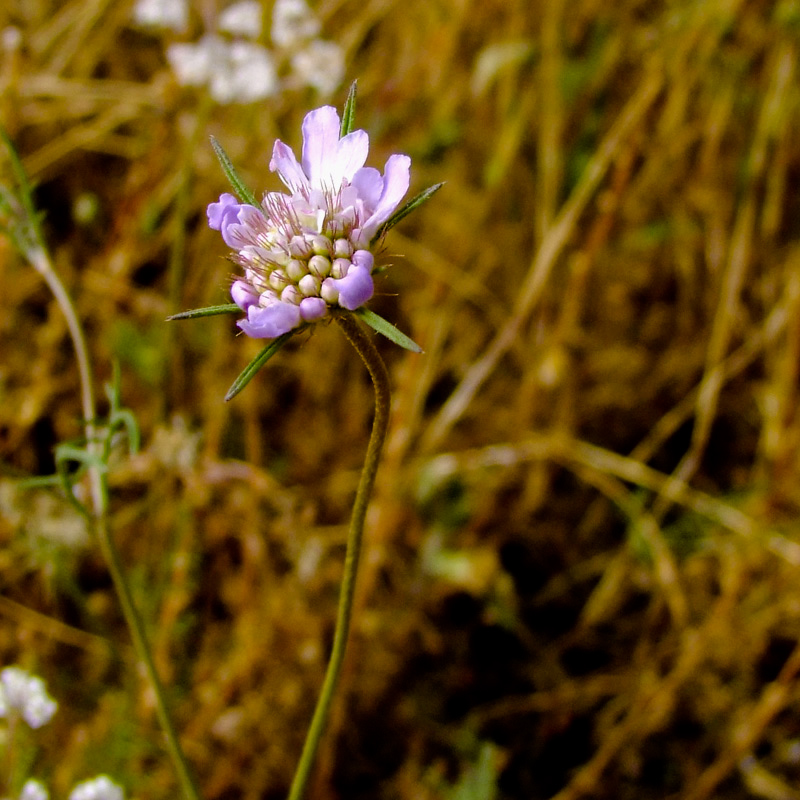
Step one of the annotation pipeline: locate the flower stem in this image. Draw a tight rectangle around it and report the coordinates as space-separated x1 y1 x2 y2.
93 513 202 800
27 247 201 800
287 315 391 800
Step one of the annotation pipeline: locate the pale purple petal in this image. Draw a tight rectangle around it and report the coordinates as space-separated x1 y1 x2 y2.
350 167 383 209
351 250 374 272
300 106 341 185
327 130 369 189
331 263 373 310
208 193 241 229
231 280 259 311
221 206 268 248
270 140 309 193
221 220 248 248
301 107 369 191
237 301 301 338
361 154 411 238
299 296 327 321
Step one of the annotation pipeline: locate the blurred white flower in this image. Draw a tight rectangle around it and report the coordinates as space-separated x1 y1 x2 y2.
218 0 263 37
291 39 345 95
19 781 49 800
211 40 278 103
271 0 320 47
166 35 221 87
132 0 188 32
167 35 278 103
0 667 57 729
68 776 124 800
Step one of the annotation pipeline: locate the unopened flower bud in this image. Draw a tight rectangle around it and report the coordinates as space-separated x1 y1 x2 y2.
287 258 307 281
298 274 321 296
310 235 332 256
269 269 289 291
333 238 353 258
350 227 368 249
300 296 327 321
308 255 331 278
289 235 314 259
281 285 302 305
320 279 339 304
331 258 350 279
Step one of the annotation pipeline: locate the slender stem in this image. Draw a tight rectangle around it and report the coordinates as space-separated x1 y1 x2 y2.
27 247 103 514
26 250 202 800
287 315 391 800
93 513 202 800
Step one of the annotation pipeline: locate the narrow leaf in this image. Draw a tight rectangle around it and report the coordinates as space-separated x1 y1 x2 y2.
225 332 295 401
210 136 260 207
340 81 358 137
110 407 141 455
0 125 46 250
167 304 241 321
372 182 445 242
55 444 108 474
354 308 423 353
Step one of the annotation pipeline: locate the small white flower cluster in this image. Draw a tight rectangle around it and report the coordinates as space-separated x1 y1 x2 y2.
0 667 57 730
0 669 124 800
1 776 124 800
68 777 124 800
133 0 345 104
132 0 187 32
17 780 49 800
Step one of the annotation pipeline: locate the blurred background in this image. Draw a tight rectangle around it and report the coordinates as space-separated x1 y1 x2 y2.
2 0 800 798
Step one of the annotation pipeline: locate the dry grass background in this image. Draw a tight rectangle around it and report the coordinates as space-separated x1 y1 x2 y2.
2 0 800 798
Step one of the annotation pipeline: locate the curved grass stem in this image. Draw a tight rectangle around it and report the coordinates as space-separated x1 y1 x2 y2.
287 315 391 800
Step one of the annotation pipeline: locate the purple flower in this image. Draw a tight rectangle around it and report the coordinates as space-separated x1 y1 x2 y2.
208 106 411 339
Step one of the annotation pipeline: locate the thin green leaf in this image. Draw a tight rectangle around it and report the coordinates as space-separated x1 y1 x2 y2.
209 136 259 207
55 444 107 519
0 125 46 250
16 473 63 490
372 182 445 243
104 360 140 455
340 81 358 137
225 332 296 401
167 304 241 321
354 308 423 353
56 444 108 474
110 408 141 455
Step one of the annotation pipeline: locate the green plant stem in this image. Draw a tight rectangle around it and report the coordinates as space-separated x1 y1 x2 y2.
27 247 202 800
27 247 103 513
93 513 202 800
287 315 391 800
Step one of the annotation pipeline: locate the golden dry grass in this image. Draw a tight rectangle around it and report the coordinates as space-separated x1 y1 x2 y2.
3 0 800 798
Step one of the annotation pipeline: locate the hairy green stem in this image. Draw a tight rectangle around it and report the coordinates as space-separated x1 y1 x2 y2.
287 315 391 800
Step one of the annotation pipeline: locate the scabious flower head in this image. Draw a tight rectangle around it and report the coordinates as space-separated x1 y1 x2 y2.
0 666 57 729
208 105 411 339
